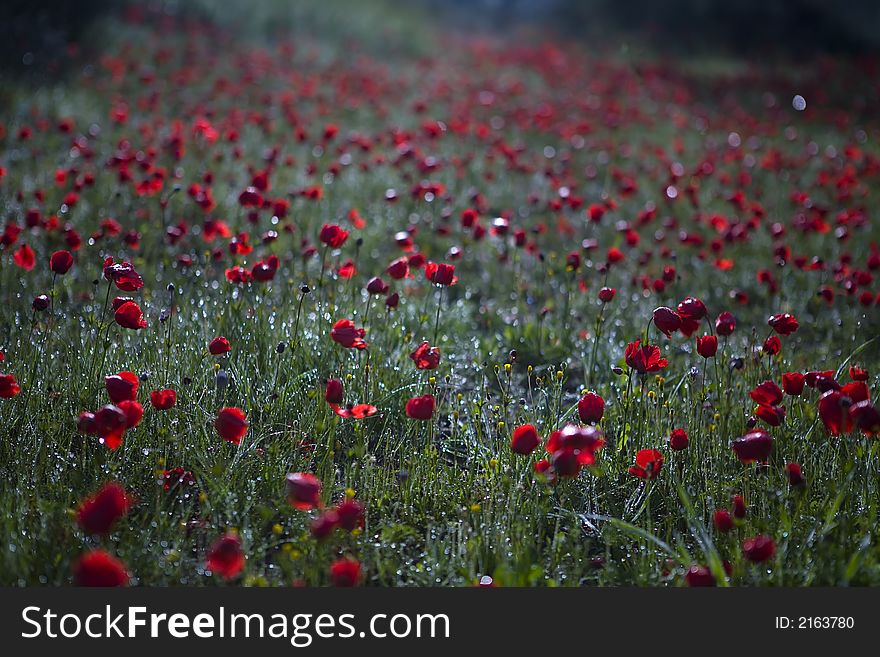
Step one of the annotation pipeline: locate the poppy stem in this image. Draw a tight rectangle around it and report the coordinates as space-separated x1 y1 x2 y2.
588 302 606 386
86 280 113 397
432 285 443 345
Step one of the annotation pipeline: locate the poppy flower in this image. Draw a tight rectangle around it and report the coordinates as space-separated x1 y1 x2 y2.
386 257 409 279
685 565 716 587
209 336 231 355
114 301 147 330
652 306 681 337
577 392 604 424
95 404 128 450
669 428 689 451
102 258 144 291
714 311 736 336
331 403 378 419
628 449 664 479
319 223 349 248
510 423 541 455
50 250 74 275
424 261 457 285
713 509 733 533
786 462 805 487
206 533 245 580
13 243 36 271
330 319 368 349
849 400 880 436
732 494 747 519
696 335 718 358
33 295 50 311
768 313 799 336
105 371 139 403
817 385 865 436
215 407 248 445
251 255 279 282
325 378 344 405
781 372 805 396
754 403 786 426
76 482 132 534
286 472 322 510
335 499 365 531
74 550 129 587
405 394 435 420
750 381 783 406
849 365 869 382
117 400 143 429
366 276 389 295
311 511 339 540
762 335 782 356
329 557 362 587
624 340 668 374
0 374 21 398
731 430 773 463
150 389 177 410
742 535 776 563
410 341 440 370
598 287 616 303
676 297 707 337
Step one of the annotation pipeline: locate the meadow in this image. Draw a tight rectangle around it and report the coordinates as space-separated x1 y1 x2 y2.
1 2 878 587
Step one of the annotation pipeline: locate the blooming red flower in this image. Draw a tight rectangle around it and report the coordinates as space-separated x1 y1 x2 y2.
625 340 668 374
410 341 440 370
215 407 248 444
118 400 143 429
742 535 776 563
150 389 177 410
0 374 21 398
251 255 279 282
105 371 139 404
714 311 736 336
713 509 733 533
74 550 129 586
849 401 880 436
13 243 36 270
335 499 365 531
598 287 616 303
405 394 435 420
331 403 378 419
311 511 339 540
206 533 245 580
325 378 344 405
329 557 362 587
652 306 681 337
510 424 541 455
103 258 143 291
114 301 146 330
781 372 805 396
817 384 867 436
696 334 718 358
287 472 322 510
676 296 707 337
786 462 805 487
545 424 606 476
49 250 74 275
669 428 689 451
755 403 786 426
77 482 132 534
424 261 457 285
762 335 782 356
386 257 409 279
209 336 230 355
685 565 716 587
330 319 368 349
577 392 604 424
732 494 747 519
731 430 773 463
319 223 349 248
628 449 664 479
366 276 389 295
750 381 783 406
768 313 799 336
95 404 128 450
849 365 869 381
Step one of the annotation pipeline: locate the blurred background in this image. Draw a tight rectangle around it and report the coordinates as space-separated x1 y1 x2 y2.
3 0 879 77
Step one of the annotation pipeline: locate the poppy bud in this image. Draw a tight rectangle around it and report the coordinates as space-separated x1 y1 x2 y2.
652 306 681 337
713 509 733 533
669 428 689 451
49 250 74 275
577 392 605 424
598 287 616 303
696 335 718 358
276 342 286 354
510 424 541 455
742 535 776 563
732 494 747 519
287 472 322 510
786 462 805 487
325 378 344 405
33 294 50 311
685 565 716 587
714 311 736 336
781 372 805 396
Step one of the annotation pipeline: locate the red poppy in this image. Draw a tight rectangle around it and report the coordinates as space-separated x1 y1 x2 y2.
424 261 457 285
762 335 782 356
731 430 773 463
209 336 231 355
669 428 689 451
105 371 139 404
405 394 435 420
849 365 869 381
118 400 143 429
510 423 541 455
330 319 368 349
319 223 349 248
331 403 378 419
849 401 880 436
225 266 253 284
545 424 606 476
50 250 74 275
95 404 128 450
410 341 440 370
577 392 605 424
750 381 782 406
13 243 36 270
74 550 129 587
150 389 177 410
624 340 668 374
329 557 362 587
676 296 707 337
0 374 21 398
628 449 664 479
652 306 681 337
818 385 867 436
366 276 389 295
33 294 50 311
286 472 322 510
742 535 776 563
713 509 733 533
755 403 786 426
786 462 805 487
311 511 339 540
206 533 245 580
102 258 144 291
768 313 799 336
696 334 718 358
77 482 132 534
714 311 736 336
325 378 344 404
336 499 365 531
215 407 248 444
386 257 409 279
598 287 616 303
114 301 147 330
685 565 716 587
732 494 747 519
251 255 279 282
781 372 805 396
